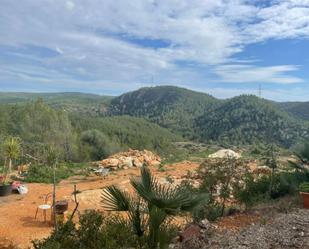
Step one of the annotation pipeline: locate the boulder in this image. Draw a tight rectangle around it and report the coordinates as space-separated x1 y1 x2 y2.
208 149 241 159
119 156 134 168
100 158 119 168
97 149 161 171
133 158 143 168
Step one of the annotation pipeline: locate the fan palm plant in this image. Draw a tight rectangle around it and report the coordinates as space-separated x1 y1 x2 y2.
102 167 208 249
3 136 21 174
288 142 309 176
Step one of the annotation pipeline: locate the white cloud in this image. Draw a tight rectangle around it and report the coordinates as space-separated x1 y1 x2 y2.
213 64 304 84
196 86 309 102
0 0 309 98
66 1 75 11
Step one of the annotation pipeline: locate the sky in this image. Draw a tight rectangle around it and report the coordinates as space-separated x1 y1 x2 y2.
0 0 309 101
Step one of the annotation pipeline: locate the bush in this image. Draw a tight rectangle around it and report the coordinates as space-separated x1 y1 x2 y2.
196 158 247 221
234 171 309 207
234 174 270 207
33 210 140 249
24 163 88 183
299 182 309 193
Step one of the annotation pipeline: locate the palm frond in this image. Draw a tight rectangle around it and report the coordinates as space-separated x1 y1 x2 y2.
148 206 167 248
101 185 132 211
131 167 208 214
128 198 147 237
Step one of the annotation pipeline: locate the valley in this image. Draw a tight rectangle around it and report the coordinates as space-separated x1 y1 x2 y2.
0 86 309 249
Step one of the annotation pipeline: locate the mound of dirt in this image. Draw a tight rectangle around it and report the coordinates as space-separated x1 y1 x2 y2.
95 149 161 170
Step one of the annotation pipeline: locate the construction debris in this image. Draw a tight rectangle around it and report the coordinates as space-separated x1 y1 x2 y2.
94 149 161 170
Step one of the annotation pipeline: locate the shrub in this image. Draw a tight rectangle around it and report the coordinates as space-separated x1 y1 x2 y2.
299 182 309 193
102 167 207 249
234 174 270 207
24 163 88 183
234 171 309 207
32 210 139 249
197 158 247 221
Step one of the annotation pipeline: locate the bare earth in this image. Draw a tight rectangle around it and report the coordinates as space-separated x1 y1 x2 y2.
0 162 199 248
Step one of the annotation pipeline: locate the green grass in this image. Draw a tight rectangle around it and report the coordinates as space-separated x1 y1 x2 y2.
23 162 90 183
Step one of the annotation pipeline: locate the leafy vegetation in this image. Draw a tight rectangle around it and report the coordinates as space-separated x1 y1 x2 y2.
197 158 248 221
102 167 207 249
109 85 218 138
195 95 309 147
1 87 309 149
71 115 181 160
0 100 180 163
0 92 112 116
109 87 309 147
33 167 207 249
278 101 309 121
299 182 309 193
23 163 89 183
33 210 141 249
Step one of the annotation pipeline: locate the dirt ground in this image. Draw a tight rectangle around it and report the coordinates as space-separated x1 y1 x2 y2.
0 162 199 248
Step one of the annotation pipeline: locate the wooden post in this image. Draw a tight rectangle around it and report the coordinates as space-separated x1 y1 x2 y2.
52 160 57 230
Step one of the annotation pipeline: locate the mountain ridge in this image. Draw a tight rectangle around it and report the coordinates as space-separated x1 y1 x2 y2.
0 86 308 147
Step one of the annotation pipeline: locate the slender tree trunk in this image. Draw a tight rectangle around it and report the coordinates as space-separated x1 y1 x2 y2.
52 162 57 230
8 158 12 174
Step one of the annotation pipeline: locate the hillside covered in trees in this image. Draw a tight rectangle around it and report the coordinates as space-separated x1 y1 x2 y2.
0 92 112 116
278 101 309 121
0 100 180 163
107 86 309 147
109 86 219 137
0 86 309 154
194 95 308 147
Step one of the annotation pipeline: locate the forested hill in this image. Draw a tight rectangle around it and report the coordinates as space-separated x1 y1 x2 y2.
0 100 180 162
0 86 309 148
0 92 113 115
109 86 219 137
277 101 309 121
194 95 309 147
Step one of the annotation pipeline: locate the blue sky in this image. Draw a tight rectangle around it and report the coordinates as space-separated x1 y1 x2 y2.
0 0 309 101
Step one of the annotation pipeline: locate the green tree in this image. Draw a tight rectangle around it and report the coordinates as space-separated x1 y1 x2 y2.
3 136 21 173
102 167 208 249
261 144 279 195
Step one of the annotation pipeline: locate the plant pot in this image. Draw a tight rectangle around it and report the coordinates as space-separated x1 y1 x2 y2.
55 200 68 214
300 192 309 209
0 184 12 196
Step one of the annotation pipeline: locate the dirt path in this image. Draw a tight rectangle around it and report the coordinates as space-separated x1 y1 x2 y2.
0 162 199 248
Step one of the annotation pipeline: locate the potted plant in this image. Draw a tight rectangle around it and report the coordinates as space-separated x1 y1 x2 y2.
299 182 309 209
0 167 12 196
0 137 21 197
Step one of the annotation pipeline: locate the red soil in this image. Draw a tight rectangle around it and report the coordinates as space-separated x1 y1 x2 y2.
0 162 199 248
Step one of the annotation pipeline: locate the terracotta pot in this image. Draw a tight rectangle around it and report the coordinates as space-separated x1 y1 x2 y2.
300 192 309 209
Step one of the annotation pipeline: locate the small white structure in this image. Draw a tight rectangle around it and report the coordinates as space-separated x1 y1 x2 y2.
208 149 241 159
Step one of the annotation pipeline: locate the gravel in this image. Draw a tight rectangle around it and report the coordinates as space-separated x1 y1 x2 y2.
176 209 309 249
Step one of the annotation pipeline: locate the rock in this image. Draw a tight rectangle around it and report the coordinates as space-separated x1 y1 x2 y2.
208 149 241 159
119 156 134 168
133 158 143 168
179 225 202 243
150 160 161 166
198 219 211 230
100 158 119 168
97 149 161 170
